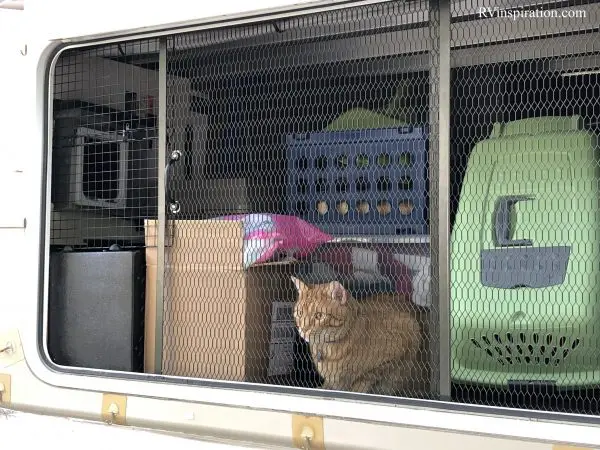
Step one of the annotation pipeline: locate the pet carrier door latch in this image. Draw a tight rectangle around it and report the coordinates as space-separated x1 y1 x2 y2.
493 195 534 247
165 150 182 215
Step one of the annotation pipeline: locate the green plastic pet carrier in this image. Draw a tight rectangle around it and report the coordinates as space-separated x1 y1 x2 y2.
450 115 600 388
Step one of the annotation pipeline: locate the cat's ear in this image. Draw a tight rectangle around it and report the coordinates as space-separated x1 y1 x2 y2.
329 281 348 305
291 276 306 292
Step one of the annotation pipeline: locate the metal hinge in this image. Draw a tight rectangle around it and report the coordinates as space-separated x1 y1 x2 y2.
0 374 11 407
101 393 127 426
292 415 325 450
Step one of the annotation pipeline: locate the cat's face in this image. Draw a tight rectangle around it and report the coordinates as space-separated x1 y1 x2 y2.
291 277 352 344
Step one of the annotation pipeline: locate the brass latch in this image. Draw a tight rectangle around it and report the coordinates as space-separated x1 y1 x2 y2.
292 415 324 450
0 373 11 406
101 393 127 425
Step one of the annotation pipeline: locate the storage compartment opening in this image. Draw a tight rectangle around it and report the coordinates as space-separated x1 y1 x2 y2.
44 0 600 416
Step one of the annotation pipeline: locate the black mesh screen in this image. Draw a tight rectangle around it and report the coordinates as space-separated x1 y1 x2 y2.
450 1 600 415
50 40 160 249
46 0 600 417
159 0 436 397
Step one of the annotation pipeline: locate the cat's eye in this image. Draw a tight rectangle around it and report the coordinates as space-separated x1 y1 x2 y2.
314 312 323 320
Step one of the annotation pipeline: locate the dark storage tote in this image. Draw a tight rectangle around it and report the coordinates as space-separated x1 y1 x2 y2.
47 249 145 372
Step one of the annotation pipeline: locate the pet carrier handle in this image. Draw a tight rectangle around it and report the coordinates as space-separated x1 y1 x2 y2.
165 150 182 215
493 195 534 247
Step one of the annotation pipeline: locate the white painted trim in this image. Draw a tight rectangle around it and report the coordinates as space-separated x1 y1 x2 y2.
0 1 24 10
0 409 262 449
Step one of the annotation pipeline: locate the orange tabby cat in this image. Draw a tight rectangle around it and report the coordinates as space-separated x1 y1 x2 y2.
292 276 428 397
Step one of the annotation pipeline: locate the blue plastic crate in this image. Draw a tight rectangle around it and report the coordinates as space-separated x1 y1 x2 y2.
286 126 429 236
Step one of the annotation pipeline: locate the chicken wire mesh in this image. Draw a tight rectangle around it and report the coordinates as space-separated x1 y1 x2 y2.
449 1 600 414
45 0 600 415
159 0 436 397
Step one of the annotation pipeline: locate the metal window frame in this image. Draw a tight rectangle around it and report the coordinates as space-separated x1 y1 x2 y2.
428 0 451 401
30 0 600 436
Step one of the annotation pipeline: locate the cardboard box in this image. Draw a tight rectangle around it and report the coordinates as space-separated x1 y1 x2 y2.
144 219 298 382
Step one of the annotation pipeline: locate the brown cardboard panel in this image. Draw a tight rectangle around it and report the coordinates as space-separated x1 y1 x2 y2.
146 219 245 267
144 219 298 267
144 219 298 382
163 268 248 380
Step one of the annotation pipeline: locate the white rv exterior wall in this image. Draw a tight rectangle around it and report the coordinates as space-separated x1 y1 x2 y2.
1 1 600 449
0 7 27 334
